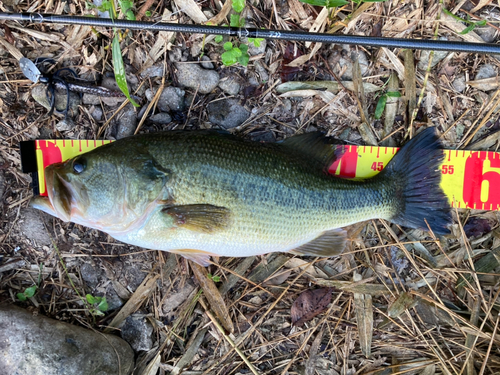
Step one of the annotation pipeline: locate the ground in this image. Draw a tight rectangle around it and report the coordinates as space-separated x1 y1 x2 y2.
1 0 500 374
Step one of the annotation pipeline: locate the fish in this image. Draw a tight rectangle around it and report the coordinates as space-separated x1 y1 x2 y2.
31 127 451 266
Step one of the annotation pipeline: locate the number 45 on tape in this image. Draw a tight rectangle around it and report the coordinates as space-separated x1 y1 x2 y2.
20 139 500 211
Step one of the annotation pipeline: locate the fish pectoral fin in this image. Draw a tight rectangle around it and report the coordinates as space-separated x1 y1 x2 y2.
290 228 347 257
170 249 214 267
162 204 231 233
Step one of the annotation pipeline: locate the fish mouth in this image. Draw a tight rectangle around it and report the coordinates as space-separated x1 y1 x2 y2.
45 163 74 222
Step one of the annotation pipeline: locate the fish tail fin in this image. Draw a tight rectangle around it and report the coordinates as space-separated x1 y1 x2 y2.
381 127 451 235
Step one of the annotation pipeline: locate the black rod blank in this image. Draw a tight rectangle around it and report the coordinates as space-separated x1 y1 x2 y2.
1 12 500 54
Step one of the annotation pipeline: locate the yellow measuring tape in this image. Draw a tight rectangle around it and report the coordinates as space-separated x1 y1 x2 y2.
25 139 499 211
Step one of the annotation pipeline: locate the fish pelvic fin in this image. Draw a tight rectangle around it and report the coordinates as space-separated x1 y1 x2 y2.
289 228 347 257
381 127 451 235
170 249 213 266
162 204 231 233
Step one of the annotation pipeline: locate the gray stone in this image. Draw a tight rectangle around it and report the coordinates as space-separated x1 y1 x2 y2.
475 64 497 80
115 104 137 139
453 74 466 93
218 76 241 96
150 113 172 125
31 85 80 117
200 55 214 69
254 61 269 84
140 63 165 78
158 86 185 112
207 99 250 129
90 106 103 121
82 93 101 105
175 63 220 94
0 305 134 375
120 314 153 352
475 25 497 43
244 37 267 56
80 263 101 288
19 208 51 247
418 43 449 70
55 118 75 132
105 285 124 311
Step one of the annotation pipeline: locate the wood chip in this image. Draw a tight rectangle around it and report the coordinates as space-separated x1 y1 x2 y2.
353 272 373 358
191 263 234 333
174 0 208 23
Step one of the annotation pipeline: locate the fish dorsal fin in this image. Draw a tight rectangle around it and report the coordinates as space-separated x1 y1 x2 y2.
162 204 231 233
290 228 347 257
280 132 345 171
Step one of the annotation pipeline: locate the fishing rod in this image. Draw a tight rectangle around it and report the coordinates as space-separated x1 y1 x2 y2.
1 12 500 54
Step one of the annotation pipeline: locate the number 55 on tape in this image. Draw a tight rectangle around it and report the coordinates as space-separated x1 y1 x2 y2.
20 140 500 211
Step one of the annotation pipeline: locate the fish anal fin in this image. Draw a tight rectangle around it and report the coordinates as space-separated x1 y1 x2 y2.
290 228 347 257
170 249 214 267
162 204 231 233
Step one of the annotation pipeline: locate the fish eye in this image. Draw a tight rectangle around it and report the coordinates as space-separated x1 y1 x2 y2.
72 158 86 174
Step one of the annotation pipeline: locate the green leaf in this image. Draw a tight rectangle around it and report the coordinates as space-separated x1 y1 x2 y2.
239 44 248 53
326 0 348 6
97 297 109 312
232 0 245 13
232 47 243 57
215 35 223 43
460 23 477 34
230 14 243 27
112 34 139 107
86 294 96 304
145 10 152 17
17 293 27 301
223 41 233 51
442 8 465 23
386 91 401 98
221 50 238 66
374 94 387 119
24 285 37 298
125 9 136 20
237 51 250 66
248 37 264 47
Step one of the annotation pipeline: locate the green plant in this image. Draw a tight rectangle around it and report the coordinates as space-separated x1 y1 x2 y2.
222 42 250 66
443 9 487 35
207 273 221 282
16 285 37 301
374 90 401 119
88 0 139 106
86 294 109 316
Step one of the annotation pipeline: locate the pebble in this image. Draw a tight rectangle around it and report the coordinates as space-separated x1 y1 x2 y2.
31 84 80 117
89 106 103 121
218 76 241 96
0 305 134 375
475 25 497 43
475 64 497 80
19 208 52 247
452 74 466 93
244 37 267 56
115 104 137 139
150 112 172 125
80 263 102 288
207 99 250 129
158 86 185 112
55 118 76 132
120 314 154 352
253 61 269 84
417 42 449 70
200 55 214 70
175 63 220 94
140 63 165 78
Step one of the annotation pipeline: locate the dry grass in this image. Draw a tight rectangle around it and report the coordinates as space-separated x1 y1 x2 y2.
1 0 500 374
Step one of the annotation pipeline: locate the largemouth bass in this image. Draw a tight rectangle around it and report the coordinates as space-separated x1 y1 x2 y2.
31 128 451 266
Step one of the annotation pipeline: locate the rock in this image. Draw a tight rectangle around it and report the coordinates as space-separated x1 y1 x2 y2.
254 61 269 84
244 37 267 56
200 55 214 70
150 113 172 125
158 86 185 112
475 25 497 43
19 208 51 247
207 99 250 129
218 76 241 96
89 106 103 121
175 63 220 94
115 104 137 139
55 118 75 132
140 63 165 78
120 314 154 352
329 48 369 80
475 64 497 80
0 305 134 375
453 74 466 93
31 84 80 117
104 284 124 311
80 263 101 288
417 41 449 70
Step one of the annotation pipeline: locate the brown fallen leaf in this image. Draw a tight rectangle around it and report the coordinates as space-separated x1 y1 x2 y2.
291 288 332 327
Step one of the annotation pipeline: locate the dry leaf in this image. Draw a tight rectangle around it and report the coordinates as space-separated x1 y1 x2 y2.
291 288 332 327
173 0 208 23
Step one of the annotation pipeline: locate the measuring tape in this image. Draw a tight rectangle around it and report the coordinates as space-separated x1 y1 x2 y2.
19 139 499 211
